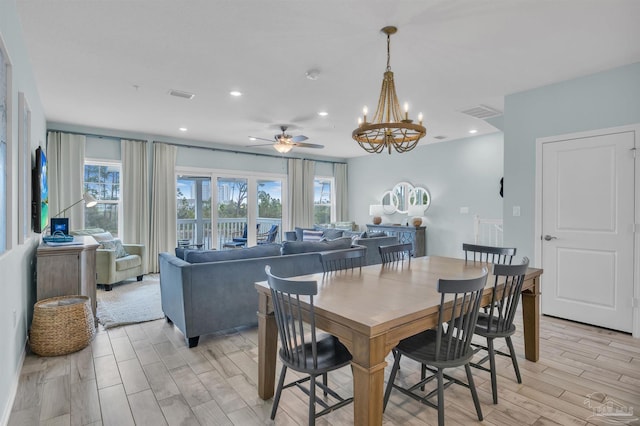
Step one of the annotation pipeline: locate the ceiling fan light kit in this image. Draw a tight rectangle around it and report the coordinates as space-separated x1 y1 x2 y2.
247 125 324 153
352 26 427 154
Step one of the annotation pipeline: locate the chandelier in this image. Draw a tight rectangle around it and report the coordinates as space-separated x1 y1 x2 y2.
352 26 426 154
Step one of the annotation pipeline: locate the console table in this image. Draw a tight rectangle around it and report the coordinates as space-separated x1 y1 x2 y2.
36 235 100 319
367 224 426 257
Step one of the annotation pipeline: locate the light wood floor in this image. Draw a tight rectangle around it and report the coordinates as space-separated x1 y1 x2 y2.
8 311 640 425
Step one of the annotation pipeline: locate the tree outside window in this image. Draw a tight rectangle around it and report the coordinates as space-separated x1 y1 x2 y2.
314 177 334 225
84 162 121 236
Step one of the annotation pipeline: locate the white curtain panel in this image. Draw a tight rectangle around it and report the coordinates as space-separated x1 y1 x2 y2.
287 158 315 228
121 139 149 271
149 143 177 272
334 163 348 222
47 131 86 230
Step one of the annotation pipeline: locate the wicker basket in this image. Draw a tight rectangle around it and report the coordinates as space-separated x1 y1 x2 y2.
30 295 96 356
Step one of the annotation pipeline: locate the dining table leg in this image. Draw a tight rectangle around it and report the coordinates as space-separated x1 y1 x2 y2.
349 334 388 426
521 275 540 362
257 292 277 399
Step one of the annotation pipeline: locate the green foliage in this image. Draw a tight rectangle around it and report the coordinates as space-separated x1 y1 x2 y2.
314 205 330 224
177 188 194 219
258 190 282 218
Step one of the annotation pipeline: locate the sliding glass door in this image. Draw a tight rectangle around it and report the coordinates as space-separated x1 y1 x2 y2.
177 175 212 249
257 179 283 244
216 177 248 249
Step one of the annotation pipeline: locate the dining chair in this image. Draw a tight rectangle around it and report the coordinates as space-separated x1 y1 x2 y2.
462 243 516 264
264 266 353 425
379 242 413 265
383 269 488 426
320 246 366 274
471 257 529 404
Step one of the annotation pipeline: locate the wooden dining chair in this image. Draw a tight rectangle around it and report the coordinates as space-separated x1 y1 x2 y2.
265 266 353 425
463 243 516 264
320 246 366 274
379 242 413 265
383 269 488 426
471 258 529 404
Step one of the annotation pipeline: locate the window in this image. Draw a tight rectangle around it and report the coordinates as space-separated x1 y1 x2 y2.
314 177 335 225
84 161 121 236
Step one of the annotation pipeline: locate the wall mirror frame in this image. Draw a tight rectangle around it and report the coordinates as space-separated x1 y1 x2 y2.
409 186 431 210
392 181 413 214
381 190 398 214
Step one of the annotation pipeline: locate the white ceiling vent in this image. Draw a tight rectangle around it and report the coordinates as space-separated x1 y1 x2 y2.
433 135 447 140
169 89 195 100
459 105 502 119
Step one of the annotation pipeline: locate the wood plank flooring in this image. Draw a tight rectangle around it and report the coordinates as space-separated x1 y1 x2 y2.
8 312 640 425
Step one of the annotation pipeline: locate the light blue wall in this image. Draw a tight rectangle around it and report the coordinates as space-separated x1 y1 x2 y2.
0 1 47 423
347 132 504 258
503 62 640 262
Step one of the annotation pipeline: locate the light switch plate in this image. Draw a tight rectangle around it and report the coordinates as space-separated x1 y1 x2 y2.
513 206 521 216
460 207 469 214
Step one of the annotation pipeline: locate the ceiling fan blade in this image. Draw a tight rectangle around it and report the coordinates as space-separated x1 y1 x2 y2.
293 142 324 149
291 135 308 142
246 143 276 147
248 136 275 143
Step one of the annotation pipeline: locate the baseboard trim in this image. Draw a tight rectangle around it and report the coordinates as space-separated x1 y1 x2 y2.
0 342 26 426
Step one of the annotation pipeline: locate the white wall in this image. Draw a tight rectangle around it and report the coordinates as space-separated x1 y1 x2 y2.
0 1 46 423
503 62 640 262
347 132 504 258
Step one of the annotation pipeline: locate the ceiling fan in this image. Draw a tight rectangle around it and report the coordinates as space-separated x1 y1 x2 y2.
249 126 324 153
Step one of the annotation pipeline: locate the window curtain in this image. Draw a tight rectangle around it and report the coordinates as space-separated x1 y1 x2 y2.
47 131 86 230
287 158 315 228
334 163 348 222
121 139 149 272
149 143 177 272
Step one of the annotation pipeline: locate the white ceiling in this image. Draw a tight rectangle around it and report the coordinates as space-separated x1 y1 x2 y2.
15 0 640 158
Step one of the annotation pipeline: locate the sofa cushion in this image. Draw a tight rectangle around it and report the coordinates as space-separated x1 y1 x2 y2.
115 254 142 271
185 244 281 263
281 237 352 255
92 231 115 243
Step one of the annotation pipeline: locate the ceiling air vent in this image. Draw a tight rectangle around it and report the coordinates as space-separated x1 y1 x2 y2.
459 105 502 119
168 89 195 100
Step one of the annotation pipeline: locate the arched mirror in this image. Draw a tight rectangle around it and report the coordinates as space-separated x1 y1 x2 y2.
381 190 398 214
409 186 431 211
392 182 413 214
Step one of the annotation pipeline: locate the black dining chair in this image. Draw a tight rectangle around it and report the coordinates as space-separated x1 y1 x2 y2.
320 246 366 274
265 266 353 425
463 243 516 264
471 258 529 404
379 243 413 265
383 269 488 426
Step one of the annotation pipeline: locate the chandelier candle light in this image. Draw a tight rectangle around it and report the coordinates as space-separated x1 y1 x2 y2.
353 26 426 154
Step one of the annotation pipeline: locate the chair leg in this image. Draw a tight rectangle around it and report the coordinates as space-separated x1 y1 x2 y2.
505 336 522 383
436 368 445 426
420 364 427 391
270 366 288 420
309 374 316 426
487 338 498 404
322 372 328 397
383 352 402 411
465 364 483 421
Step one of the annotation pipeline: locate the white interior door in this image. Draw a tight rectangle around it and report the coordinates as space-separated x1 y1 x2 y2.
540 129 636 332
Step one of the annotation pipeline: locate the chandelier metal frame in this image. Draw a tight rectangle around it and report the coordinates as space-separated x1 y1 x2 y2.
352 26 426 154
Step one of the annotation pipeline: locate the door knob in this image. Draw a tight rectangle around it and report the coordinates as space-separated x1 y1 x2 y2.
544 235 558 241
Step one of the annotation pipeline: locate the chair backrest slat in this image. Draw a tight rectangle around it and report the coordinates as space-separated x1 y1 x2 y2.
266 265 319 369
463 243 516 265
321 246 367 274
434 269 487 362
379 243 413 265
486 258 529 334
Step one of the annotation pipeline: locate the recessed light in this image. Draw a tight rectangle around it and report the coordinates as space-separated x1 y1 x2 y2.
318 111 328 117
230 91 242 97
469 129 478 134
179 127 188 132
249 137 256 141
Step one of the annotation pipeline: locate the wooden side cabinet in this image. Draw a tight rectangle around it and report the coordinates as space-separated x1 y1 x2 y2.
366 224 427 257
36 235 100 319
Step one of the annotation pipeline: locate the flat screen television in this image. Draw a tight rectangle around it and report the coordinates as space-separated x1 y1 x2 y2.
32 146 48 233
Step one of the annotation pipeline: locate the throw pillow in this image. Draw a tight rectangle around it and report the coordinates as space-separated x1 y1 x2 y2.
91 231 115 243
302 230 324 241
101 239 129 258
322 229 344 240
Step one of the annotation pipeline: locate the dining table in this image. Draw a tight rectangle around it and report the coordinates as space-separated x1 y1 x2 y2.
255 255 543 425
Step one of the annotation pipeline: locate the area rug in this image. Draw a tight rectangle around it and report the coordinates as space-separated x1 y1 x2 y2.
96 274 164 329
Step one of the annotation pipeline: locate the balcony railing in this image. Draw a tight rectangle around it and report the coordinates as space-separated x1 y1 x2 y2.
177 217 282 250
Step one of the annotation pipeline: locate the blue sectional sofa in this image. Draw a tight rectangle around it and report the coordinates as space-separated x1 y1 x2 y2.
159 238 364 347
